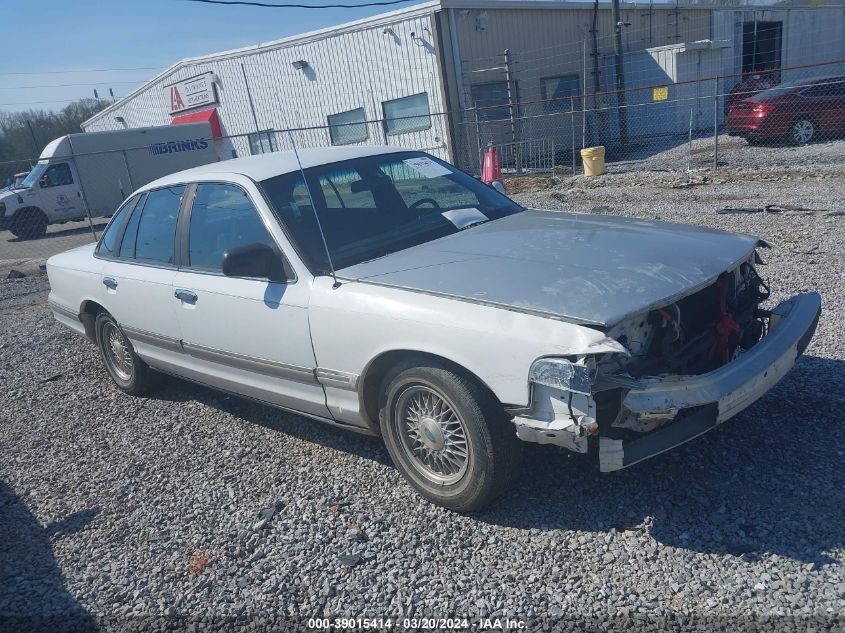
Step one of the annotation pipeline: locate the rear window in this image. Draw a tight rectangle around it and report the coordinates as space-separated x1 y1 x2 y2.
97 195 140 257
752 83 798 101
133 186 185 264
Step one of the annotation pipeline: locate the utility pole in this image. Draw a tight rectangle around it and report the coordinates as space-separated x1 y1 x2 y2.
611 0 629 146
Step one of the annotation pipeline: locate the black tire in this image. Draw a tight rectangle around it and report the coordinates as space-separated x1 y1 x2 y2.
378 359 522 512
790 118 815 145
94 312 158 395
10 208 48 240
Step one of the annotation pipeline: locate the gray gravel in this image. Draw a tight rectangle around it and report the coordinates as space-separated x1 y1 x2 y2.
1 138 843 632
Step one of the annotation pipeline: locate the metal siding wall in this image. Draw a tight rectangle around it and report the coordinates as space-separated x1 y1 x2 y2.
83 11 449 160
450 7 712 167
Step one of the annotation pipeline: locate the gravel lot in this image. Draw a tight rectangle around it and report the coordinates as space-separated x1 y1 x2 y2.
1 137 843 632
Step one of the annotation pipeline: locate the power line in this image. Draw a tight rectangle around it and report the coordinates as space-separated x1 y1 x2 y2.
0 80 143 90
0 66 164 77
186 0 420 9
0 98 89 106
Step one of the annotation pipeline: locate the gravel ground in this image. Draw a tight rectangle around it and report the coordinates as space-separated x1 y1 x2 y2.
1 138 843 632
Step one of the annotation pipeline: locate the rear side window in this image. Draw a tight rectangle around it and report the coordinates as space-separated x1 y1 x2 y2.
133 186 185 264
188 184 273 272
97 195 139 257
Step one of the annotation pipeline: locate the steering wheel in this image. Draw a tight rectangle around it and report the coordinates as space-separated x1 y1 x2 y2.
409 197 441 211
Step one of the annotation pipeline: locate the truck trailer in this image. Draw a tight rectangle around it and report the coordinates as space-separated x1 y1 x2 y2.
0 123 217 240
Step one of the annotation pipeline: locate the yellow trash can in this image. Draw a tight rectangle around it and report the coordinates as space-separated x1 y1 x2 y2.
580 146 606 177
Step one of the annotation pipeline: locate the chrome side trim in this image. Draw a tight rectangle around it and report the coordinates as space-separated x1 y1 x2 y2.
122 325 183 353
181 341 317 382
315 368 359 390
48 300 80 322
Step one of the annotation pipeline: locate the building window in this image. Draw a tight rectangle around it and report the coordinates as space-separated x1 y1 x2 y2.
248 130 278 155
470 82 519 121
540 75 580 112
382 93 431 135
327 108 368 145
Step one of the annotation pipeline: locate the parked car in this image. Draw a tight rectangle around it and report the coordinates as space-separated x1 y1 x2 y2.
0 123 216 240
46 147 821 511
727 76 845 145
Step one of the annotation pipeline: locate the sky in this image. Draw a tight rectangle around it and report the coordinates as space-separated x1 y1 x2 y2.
0 0 430 113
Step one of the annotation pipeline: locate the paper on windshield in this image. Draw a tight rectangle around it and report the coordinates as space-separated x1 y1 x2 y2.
403 157 452 179
441 208 489 230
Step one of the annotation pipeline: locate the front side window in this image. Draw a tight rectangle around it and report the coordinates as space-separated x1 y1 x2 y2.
248 131 278 155
327 108 368 145
133 185 184 263
97 195 140 257
261 151 522 273
41 163 73 187
382 93 431 135
541 75 580 112
188 184 273 272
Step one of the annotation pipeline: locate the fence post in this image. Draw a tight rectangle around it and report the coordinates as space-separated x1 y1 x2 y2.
713 75 719 173
570 97 576 175
581 40 587 149
473 106 483 174
503 49 521 175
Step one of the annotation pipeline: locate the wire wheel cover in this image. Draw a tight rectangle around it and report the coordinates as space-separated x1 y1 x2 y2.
397 385 470 485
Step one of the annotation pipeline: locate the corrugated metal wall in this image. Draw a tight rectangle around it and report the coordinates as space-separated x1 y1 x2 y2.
447 6 713 170
712 7 845 90
84 7 450 161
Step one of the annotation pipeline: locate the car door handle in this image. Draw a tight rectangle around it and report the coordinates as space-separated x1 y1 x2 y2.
174 289 198 302
102 277 117 290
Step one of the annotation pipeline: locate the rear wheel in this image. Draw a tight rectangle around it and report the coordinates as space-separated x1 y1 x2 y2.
790 118 815 145
10 208 48 240
95 312 158 395
379 360 522 511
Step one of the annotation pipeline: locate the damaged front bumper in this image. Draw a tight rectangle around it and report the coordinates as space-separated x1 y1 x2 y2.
599 292 821 472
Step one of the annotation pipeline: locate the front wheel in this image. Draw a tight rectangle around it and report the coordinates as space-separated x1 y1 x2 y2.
791 118 815 145
95 312 158 395
379 361 522 511
10 208 48 240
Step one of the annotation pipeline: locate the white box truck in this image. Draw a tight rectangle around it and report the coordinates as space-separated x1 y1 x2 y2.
0 123 217 240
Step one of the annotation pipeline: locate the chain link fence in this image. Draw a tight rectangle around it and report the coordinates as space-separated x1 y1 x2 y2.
454 57 845 178
2 58 845 272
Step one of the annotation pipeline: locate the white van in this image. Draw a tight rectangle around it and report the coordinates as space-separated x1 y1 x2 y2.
0 123 217 239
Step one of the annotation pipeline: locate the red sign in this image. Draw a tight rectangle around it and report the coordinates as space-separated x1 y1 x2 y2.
170 86 185 113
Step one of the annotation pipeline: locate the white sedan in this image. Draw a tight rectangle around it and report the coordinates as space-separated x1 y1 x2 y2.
47 146 820 510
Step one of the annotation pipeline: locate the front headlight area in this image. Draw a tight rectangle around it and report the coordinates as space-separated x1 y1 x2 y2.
510 356 601 453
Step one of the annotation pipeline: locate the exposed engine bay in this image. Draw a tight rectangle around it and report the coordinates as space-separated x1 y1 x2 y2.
602 254 771 379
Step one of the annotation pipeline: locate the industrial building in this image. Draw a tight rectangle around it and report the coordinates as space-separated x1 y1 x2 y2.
82 1 845 170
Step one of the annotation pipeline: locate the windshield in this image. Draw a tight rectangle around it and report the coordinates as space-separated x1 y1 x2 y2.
260 151 523 273
21 163 47 188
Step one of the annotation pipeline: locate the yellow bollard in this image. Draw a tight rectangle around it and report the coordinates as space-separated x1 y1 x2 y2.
580 146 606 177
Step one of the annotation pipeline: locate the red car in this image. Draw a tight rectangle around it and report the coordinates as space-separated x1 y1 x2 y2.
727 76 845 145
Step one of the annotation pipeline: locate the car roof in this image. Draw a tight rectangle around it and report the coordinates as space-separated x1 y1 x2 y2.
139 145 408 192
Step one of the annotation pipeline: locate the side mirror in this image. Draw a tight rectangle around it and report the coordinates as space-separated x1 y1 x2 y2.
222 242 289 282
489 180 506 194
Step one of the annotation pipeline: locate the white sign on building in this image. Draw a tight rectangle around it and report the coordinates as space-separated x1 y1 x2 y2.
166 73 217 114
